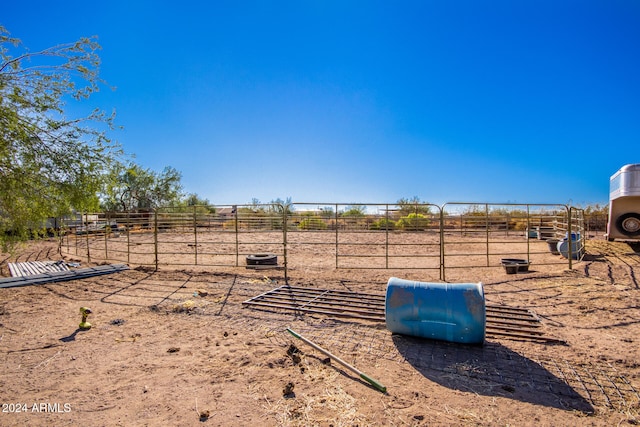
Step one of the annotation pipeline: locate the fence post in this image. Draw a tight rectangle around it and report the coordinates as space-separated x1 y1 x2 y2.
485 204 490 267
526 205 531 259
440 206 445 281
85 212 91 263
193 205 198 265
282 203 288 284
567 206 573 270
385 204 389 269
506 213 510 237
234 206 239 267
154 209 159 271
104 212 109 261
335 204 339 269
126 210 131 264
74 217 78 256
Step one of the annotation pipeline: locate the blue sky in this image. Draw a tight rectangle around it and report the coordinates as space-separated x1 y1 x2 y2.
3 1 639 207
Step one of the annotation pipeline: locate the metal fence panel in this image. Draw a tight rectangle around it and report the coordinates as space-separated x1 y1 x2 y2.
59 201 585 281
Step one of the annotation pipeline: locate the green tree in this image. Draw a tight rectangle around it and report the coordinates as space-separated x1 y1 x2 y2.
397 197 432 217
183 193 211 207
270 197 294 215
178 193 213 215
341 205 366 217
100 163 183 211
249 198 262 211
319 206 334 218
0 27 120 246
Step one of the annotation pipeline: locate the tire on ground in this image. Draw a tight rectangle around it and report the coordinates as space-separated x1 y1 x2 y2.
246 254 278 266
615 212 640 236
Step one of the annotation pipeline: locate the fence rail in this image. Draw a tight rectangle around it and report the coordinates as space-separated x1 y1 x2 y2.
58 202 585 281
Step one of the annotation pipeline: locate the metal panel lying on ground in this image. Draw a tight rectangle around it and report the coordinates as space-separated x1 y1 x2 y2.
242 285 563 343
0 264 130 288
8 261 70 277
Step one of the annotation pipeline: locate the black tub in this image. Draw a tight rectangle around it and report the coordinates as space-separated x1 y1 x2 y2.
501 258 530 274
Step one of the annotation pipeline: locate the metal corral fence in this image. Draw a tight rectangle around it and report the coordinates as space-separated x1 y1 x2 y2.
59 202 585 281
440 203 584 279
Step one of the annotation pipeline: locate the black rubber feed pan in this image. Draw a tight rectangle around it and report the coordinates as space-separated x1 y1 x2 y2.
246 254 278 266
501 258 530 274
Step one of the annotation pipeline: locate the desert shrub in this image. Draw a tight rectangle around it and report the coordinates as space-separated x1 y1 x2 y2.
341 206 366 217
222 220 237 230
396 213 429 231
512 220 528 231
297 217 328 230
339 206 369 230
371 218 396 230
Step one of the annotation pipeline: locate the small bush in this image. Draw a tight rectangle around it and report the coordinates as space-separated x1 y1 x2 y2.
396 213 430 231
371 218 396 230
297 217 328 230
222 220 236 230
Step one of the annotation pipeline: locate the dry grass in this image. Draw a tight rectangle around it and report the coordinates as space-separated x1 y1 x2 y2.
263 353 372 426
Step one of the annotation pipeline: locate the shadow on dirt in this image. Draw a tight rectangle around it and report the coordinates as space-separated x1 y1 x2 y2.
392 334 594 414
582 253 606 262
627 242 640 253
60 328 89 342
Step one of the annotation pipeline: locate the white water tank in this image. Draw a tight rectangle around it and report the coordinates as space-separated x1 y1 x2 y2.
606 164 640 241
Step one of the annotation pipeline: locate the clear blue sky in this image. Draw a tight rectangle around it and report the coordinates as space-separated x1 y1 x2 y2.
3 1 639 207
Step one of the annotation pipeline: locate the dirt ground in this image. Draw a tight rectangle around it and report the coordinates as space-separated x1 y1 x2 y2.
0 237 639 426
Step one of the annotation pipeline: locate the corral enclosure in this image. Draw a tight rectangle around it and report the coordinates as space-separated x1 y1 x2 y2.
60 202 585 280
3 209 640 426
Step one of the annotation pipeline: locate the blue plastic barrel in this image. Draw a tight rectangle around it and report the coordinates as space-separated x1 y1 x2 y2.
557 232 584 260
385 277 486 345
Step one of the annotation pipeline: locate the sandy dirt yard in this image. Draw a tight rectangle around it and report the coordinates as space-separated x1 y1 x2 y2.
0 237 639 426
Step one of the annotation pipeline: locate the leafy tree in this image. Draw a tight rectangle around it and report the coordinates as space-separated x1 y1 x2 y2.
318 206 334 218
397 197 432 217
176 193 213 215
270 197 294 215
183 193 211 207
583 203 609 232
339 205 367 230
341 205 366 217
583 203 608 216
100 163 183 211
249 198 262 211
0 27 120 246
